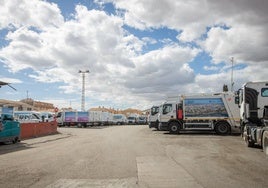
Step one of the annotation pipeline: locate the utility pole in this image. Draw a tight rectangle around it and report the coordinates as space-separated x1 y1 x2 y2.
230 57 234 92
78 70 89 111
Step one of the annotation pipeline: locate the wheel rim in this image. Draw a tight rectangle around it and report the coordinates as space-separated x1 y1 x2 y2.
218 124 228 133
171 125 177 132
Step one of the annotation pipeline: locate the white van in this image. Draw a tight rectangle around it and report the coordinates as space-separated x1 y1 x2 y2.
13 111 42 123
113 114 127 125
40 112 54 122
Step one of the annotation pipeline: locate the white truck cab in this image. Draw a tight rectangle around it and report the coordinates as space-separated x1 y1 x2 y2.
238 81 268 154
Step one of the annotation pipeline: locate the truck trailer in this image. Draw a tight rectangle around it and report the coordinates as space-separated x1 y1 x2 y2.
158 92 240 135
56 111 90 127
238 81 268 155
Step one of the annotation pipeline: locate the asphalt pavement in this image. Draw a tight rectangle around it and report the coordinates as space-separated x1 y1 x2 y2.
0 125 268 188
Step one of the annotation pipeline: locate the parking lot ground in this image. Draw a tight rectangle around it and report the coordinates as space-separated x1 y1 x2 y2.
0 125 268 188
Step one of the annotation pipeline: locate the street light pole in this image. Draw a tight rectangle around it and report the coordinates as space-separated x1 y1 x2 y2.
230 57 234 92
78 70 89 111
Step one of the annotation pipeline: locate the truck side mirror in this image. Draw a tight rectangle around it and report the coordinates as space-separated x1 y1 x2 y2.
235 96 240 105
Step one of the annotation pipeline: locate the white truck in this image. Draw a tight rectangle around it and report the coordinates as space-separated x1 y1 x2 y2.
89 111 113 126
148 106 160 129
136 115 147 125
89 111 102 126
158 92 240 135
56 111 90 127
40 112 55 122
101 111 113 125
238 81 268 155
113 114 127 125
127 114 137 124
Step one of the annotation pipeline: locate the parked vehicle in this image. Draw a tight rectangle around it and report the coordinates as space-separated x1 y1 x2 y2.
127 116 137 124
89 111 100 126
56 111 90 127
14 111 42 123
136 115 147 124
113 114 127 125
57 110 115 127
238 81 268 155
148 106 160 129
100 111 113 125
77 111 90 127
89 111 112 126
0 114 20 144
40 112 55 122
158 92 240 135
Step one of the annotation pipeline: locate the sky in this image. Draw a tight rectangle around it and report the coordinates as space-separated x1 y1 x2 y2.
0 0 268 111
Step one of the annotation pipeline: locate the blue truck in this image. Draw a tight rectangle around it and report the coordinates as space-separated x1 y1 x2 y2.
0 114 20 144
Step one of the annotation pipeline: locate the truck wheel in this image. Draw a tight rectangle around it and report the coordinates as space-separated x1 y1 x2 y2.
245 136 255 147
155 120 159 131
243 125 255 147
12 137 18 144
215 121 230 135
262 131 268 155
169 122 180 134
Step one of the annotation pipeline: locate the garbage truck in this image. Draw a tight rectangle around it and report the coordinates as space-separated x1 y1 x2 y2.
158 92 240 135
238 81 268 155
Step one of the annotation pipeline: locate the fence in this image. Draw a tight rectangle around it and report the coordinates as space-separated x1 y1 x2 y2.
20 121 58 139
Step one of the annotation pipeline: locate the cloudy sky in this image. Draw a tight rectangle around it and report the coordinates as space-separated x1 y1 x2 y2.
0 0 267 111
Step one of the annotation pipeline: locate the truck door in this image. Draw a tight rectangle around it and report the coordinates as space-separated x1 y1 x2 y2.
161 103 175 123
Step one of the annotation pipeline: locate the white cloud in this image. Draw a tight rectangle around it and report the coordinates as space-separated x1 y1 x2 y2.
124 45 200 97
0 0 268 109
99 0 268 43
0 0 64 30
202 26 268 64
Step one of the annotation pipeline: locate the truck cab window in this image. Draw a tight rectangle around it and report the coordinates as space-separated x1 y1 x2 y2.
261 88 268 97
163 104 172 114
151 107 159 116
56 112 61 118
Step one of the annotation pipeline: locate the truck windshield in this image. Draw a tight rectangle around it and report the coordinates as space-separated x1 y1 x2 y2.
113 115 122 119
151 107 159 116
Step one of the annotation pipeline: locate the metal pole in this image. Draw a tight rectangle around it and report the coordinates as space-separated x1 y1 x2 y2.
79 70 89 111
231 57 234 92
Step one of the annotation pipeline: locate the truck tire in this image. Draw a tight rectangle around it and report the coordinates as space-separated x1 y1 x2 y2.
169 121 180 134
12 137 18 144
262 131 268 155
155 120 159 131
245 136 255 147
243 125 255 147
215 121 230 135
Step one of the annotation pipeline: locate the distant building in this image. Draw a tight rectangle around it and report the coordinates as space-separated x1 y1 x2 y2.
0 99 35 111
20 98 55 111
89 106 143 116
